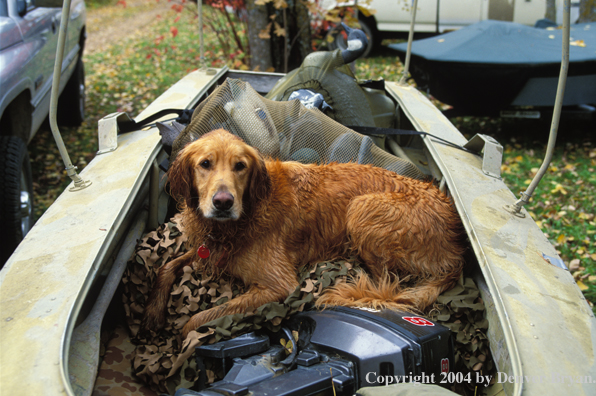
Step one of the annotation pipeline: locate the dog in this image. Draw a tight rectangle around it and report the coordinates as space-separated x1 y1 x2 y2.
142 129 466 338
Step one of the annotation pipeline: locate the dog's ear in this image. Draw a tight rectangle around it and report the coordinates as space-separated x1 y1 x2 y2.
167 150 199 209
248 151 271 206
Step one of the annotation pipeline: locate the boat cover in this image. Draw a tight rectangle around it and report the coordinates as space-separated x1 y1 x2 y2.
389 20 596 65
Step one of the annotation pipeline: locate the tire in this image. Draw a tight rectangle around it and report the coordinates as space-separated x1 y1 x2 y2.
57 57 85 127
326 17 376 59
0 136 34 266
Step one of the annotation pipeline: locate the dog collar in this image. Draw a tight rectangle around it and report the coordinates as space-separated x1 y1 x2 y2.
197 234 219 258
197 237 229 268
197 244 210 259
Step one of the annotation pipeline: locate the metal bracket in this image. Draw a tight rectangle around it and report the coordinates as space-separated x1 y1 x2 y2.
463 134 503 179
97 112 133 154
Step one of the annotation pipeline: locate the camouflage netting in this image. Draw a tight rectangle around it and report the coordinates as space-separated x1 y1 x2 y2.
169 78 426 181
428 277 496 395
265 50 378 127
111 216 495 395
121 214 361 394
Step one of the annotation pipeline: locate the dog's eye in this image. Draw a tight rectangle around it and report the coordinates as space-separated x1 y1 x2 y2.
200 160 210 169
234 162 246 171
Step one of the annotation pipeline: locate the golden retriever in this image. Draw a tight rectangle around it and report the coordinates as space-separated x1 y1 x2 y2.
142 129 465 338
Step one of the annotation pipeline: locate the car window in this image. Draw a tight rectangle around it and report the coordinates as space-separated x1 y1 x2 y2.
0 0 7 17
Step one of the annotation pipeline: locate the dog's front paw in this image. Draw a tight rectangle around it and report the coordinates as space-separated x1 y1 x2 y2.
181 309 218 339
181 315 204 339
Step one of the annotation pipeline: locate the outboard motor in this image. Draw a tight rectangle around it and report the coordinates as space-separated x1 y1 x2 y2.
174 307 454 396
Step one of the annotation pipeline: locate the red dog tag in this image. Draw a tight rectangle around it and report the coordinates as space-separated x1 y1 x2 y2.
197 245 210 259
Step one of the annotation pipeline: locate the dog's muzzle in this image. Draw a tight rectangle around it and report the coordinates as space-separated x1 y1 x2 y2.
211 191 236 220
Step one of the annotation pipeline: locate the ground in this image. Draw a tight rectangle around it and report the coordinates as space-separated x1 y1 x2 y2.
85 0 171 54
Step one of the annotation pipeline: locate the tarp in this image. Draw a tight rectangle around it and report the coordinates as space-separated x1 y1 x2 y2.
390 20 596 65
389 20 596 111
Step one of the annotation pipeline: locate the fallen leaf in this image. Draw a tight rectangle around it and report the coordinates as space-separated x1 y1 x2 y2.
273 0 288 8
569 259 581 272
577 280 588 291
274 22 286 37
258 23 272 39
551 184 567 195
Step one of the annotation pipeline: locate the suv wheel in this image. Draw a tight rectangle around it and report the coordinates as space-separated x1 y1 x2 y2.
57 57 86 127
0 136 34 266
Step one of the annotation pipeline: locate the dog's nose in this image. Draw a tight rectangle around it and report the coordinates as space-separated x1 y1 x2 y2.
213 191 234 211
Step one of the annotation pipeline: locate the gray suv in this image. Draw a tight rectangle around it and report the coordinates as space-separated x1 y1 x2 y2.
0 0 86 264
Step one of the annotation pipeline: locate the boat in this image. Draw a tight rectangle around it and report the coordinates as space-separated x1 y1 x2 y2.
389 20 596 115
1 2 594 396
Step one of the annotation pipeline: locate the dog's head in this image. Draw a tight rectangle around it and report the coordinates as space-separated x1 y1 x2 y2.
168 129 271 221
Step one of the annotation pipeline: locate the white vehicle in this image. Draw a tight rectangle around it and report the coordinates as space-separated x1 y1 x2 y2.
323 0 580 57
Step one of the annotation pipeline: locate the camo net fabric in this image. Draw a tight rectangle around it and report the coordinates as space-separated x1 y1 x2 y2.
265 50 376 127
170 78 426 181
120 214 361 394
107 216 495 395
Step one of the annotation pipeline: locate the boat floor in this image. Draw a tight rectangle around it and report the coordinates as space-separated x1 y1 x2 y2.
94 325 158 396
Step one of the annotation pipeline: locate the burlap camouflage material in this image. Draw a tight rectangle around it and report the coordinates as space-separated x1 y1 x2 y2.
113 215 494 395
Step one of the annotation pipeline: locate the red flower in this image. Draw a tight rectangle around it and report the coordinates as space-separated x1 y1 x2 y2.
170 26 179 38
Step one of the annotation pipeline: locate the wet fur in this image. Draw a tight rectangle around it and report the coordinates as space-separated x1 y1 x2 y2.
142 129 466 338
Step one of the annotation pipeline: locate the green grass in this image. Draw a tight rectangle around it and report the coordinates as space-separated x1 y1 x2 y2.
502 132 596 302
452 116 596 309
31 3 596 310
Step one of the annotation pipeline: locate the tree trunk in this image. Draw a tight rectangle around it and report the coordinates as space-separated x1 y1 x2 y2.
545 0 556 22
295 0 312 62
579 0 596 22
270 0 312 72
246 0 273 71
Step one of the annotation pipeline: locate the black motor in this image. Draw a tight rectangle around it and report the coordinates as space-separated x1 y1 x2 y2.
174 307 454 396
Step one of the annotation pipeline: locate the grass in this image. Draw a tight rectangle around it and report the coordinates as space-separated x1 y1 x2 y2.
452 116 596 307
31 2 596 310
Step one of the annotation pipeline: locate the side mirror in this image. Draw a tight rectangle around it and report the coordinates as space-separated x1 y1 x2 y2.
35 0 64 7
16 0 27 16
